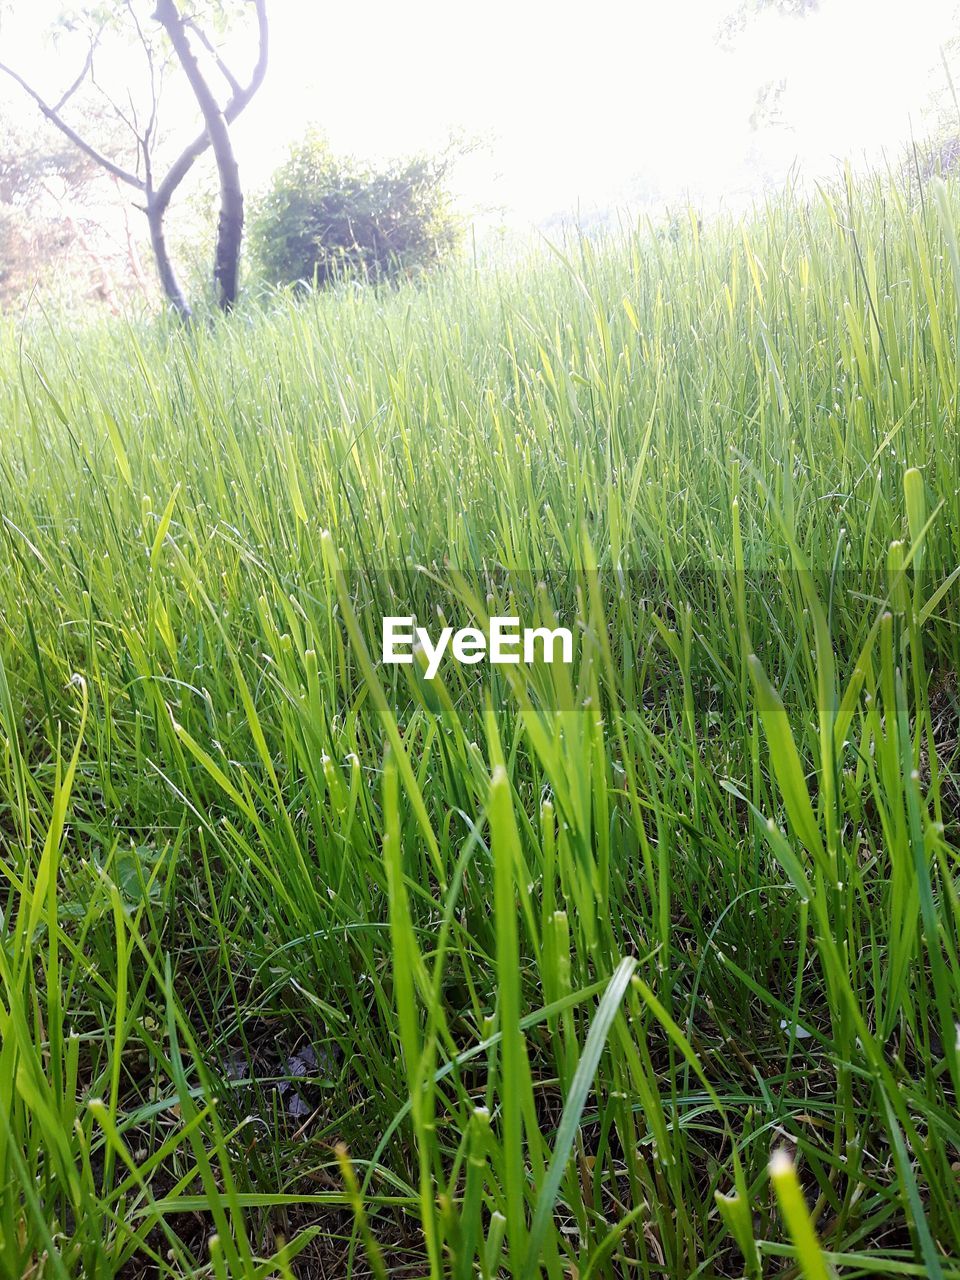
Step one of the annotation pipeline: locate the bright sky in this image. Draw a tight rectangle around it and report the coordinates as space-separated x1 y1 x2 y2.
2 0 959 226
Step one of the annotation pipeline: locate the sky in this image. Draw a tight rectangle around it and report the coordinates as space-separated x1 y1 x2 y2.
2 0 959 227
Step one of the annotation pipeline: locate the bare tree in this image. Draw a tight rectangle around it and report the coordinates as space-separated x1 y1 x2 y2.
0 0 268 318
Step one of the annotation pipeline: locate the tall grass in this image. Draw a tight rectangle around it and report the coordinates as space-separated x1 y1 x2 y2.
1 167 959 1277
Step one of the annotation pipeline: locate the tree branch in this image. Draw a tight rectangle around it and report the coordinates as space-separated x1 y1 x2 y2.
185 17 242 98
52 43 95 113
123 0 161 154
0 61 145 191
151 0 268 215
89 56 142 143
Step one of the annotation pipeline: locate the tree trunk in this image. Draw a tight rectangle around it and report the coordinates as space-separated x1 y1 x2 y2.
147 205 192 320
154 0 247 310
213 156 244 309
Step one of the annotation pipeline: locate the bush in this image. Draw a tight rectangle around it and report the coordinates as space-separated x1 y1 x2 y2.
251 131 461 288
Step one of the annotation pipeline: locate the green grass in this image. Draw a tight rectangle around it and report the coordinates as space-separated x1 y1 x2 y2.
1 164 960 1278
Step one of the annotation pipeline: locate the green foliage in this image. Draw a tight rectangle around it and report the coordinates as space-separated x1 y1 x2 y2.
250 130 461 288
2 167 960 1277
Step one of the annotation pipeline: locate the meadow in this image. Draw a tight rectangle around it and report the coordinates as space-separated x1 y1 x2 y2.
1 167 960 1278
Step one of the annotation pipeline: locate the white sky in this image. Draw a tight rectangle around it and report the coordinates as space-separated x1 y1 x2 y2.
2 0 959 226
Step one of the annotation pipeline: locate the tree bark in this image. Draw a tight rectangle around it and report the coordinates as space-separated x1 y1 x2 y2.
214 178 244 310
147 205 192 320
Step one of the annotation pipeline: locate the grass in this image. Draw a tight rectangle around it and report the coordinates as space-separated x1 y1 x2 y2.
1 164 960 1278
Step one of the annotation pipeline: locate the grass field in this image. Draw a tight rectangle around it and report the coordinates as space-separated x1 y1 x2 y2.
1 167 960 1278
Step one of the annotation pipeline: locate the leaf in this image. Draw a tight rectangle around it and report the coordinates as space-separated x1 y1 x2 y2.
747 655 826 866
112 844 163 906
522 957 637 1277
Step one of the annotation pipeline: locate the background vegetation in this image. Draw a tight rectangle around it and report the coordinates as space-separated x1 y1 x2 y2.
251 131 461 288
1 166 959 1278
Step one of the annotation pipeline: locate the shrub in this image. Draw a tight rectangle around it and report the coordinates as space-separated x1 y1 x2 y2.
251 131 461 288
